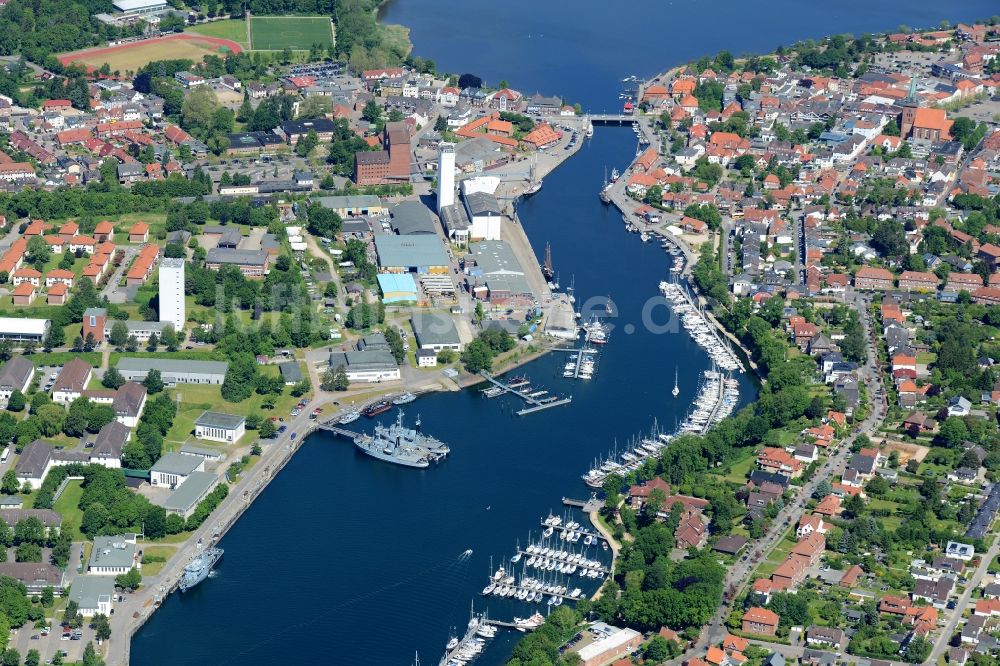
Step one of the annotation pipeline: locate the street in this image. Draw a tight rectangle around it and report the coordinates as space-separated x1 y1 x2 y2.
695 291 888 652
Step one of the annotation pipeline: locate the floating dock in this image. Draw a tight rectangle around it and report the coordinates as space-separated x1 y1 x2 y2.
479 371 572 415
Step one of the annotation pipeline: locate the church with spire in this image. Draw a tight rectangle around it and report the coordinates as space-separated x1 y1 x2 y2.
898 72 953 142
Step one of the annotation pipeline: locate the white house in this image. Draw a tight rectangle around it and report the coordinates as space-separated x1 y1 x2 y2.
69 576 114 618
0 357 34 406
150 452 205 489
946 541 975 561
194 411 246 444
51 358 92 405
87 535 140 576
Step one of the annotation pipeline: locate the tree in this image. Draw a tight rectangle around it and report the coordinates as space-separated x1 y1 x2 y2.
42 325 63 352
457 73 483 89
321 366 349 391
160 326 179 352
0 471 16 496
305 203 342 238
50 531 70 568
871 219 907 257
258 418 277 439
142 369 164 394
221 357 256 402
813 478 832 499
181 85 220 133
384 327 405 364
362 99 382 126
5 391 23 413
461 339 493 373
14 542 41 562
109 321 129 349
114 567 142 591
101 367 125 390
644 635 678 662
937 417 969 448
146 332 159 352
1 648 19 666
23 650 37 666
25 236 50 269
905 635 931 663
295 129 319 157
90 614 111 643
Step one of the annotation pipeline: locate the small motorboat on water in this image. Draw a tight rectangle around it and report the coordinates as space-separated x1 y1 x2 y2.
363 401 392 417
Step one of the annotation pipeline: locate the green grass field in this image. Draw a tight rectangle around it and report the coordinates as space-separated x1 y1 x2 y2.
249 16 333 51
187 19 250 48
53 479 85 540
163 376 300 448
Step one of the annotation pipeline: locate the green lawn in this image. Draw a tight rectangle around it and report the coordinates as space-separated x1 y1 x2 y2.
26 352 102 368
714 453 757 484
187 19 250 47
53 479 85 540
140 544 177 577
249 16 333 50
163 379 299 448
109 351 225 366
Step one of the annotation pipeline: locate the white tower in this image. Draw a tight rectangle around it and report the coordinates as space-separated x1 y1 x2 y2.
159 258 186 333
437 142 456 214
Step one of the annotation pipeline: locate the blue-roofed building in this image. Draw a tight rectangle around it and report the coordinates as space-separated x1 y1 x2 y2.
377 273 419 304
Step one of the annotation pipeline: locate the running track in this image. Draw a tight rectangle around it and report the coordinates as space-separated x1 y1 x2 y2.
58 33 243 66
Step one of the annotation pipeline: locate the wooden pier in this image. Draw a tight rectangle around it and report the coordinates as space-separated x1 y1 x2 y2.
479 371 572 415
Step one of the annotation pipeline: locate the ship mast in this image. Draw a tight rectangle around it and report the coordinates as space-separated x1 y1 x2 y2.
543 242 553 279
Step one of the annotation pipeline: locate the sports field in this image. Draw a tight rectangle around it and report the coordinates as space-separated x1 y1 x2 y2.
187 19 250 48
59 34 242 72
249 16 334 51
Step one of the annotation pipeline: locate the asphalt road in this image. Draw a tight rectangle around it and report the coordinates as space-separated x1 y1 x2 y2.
695 291 888 652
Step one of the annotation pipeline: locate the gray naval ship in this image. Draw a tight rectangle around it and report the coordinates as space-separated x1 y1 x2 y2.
353 411 450 469
179 547 223 592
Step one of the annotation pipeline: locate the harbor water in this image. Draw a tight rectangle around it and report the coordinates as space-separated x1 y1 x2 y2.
131 2 995 663
131 126 753 665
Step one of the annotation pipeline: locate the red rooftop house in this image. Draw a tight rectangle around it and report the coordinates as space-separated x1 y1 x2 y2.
43 99 72 111
972 287 1000 306
897 271 939 292
93 221 114 242
128 222 149 243
854 266 894 290
11 282 34 305
757 447 803 478
978 243 1000 271
46 282 67 305
742 607 779 636
903 411 935 436
947 273 983 291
